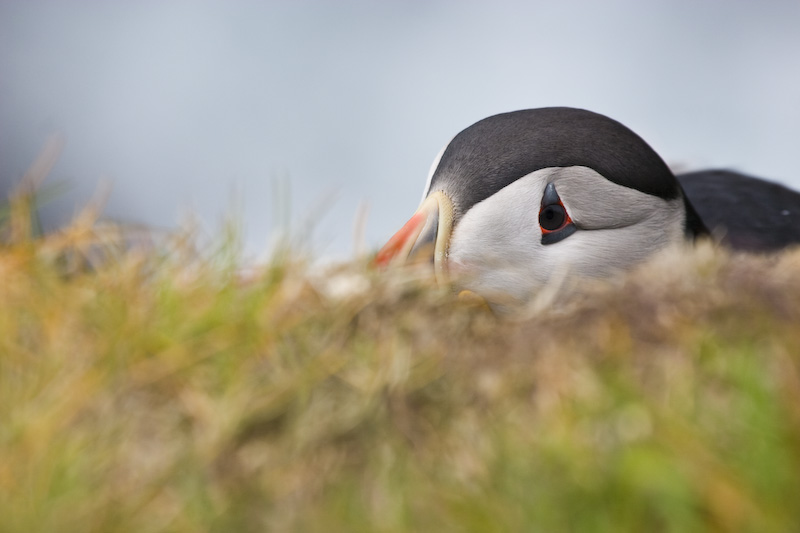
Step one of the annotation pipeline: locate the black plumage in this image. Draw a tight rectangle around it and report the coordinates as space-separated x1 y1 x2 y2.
430 108 681 218
678 170 800 251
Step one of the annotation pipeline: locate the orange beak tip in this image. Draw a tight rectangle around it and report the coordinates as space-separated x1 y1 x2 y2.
373 212 426 269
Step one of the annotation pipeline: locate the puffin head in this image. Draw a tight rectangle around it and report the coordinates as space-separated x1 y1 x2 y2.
376 107 706 306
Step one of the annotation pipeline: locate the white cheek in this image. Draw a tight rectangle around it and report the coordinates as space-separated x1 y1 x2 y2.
446 167 686 305
448 175 554 303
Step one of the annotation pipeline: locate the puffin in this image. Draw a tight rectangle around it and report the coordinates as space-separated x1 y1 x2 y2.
375 107 800 305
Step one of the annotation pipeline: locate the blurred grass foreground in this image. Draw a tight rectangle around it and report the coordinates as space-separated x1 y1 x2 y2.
3 147 800 532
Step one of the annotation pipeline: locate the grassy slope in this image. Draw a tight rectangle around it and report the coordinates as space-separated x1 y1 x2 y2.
2 203 800 532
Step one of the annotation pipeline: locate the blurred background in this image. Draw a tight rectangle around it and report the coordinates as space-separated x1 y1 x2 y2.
2 1 799 261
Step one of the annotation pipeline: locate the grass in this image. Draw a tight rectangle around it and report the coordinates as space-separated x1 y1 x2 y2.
2 182 800 532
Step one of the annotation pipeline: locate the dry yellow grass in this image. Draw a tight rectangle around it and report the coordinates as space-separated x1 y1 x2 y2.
3 155 800 531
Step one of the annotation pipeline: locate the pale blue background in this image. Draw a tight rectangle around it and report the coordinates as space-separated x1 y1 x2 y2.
2 1 799 259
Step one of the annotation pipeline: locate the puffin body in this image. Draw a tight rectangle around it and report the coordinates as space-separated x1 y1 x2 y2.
376 107 800 305
677 170 800 251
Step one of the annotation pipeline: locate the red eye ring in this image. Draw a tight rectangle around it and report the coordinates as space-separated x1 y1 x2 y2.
539 201 573 234
539 183 577 245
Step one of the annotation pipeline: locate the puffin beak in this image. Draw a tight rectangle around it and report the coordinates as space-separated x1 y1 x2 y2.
374 191 454 285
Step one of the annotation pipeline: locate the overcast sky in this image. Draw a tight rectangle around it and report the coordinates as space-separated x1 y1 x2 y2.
2 1 799 259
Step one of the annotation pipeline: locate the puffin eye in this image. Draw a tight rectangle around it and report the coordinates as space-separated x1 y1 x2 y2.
539 204 567 231
539 183 577 245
